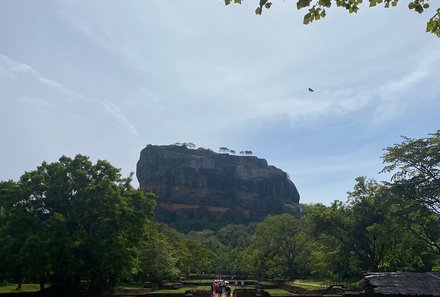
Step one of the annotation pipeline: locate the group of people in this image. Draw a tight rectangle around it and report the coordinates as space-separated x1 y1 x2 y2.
211 279 231 297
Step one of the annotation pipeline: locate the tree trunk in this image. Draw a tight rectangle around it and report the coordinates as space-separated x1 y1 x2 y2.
40 278 45 291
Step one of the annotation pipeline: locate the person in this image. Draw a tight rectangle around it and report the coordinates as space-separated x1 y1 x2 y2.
218 280 224 297
225 281 231 297
213 280 220 297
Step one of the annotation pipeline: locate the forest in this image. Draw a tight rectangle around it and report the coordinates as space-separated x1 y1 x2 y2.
0 131 439 291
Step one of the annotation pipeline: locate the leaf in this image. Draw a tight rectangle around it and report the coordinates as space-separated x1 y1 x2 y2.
303 13 311 24
255 7 262 15
426 20 434 32
297 0 313 10
265 2 272 9
225 0 232 5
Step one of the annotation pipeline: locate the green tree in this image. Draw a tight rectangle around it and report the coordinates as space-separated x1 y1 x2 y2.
382 130 440 214
248 213 310 279
225 0 440 37
158 224 215 279
309 177 425 276
216 224 255 274
0 155 156 289
382 131 440 264
136 225 180 283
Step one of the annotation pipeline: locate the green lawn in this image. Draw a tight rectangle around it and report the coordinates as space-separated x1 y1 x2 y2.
258 281 275 286
289 280 323 289
152 285 242 294
150 287 209 294
263 288 293 296
0 284 41 293
289 279 364 291
182 280 213 285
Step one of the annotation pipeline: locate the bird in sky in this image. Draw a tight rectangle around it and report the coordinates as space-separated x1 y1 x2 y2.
308 88 314 92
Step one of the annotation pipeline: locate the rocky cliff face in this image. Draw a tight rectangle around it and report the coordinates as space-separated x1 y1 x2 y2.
136 145 300 230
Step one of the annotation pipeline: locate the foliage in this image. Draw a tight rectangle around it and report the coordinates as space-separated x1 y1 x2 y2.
135 225 180 283
382 130 440 259
224 0 440 37
0 155 156 289
382 130 440 213
308 177 426 276
158 225 215 279
247 213 311 278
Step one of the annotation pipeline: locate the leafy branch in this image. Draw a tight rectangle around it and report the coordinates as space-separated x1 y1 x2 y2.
223 0 440 37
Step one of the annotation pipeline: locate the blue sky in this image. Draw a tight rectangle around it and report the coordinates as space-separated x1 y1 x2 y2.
1 0 439 205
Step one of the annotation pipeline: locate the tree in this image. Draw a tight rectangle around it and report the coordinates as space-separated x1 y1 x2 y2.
225 0 440 37
247 213 311 278
216 224 255 275
219 147 230 153
0 155 156 289
382 131 440 260
382 130 440 214
309 177 425 275
136 225 180 283
0 180 35 289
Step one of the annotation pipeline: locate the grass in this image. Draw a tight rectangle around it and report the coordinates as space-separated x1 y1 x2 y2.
263 288 293 296
150 287 196 294
151 285 245 294
0 284 42 293
258 281 275 286
116 282 149 289
182 280 213 285
150 286 212 294
289 280 324 289
289 279 364 291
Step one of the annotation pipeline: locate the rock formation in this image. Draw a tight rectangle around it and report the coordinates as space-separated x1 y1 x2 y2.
136 145 300 230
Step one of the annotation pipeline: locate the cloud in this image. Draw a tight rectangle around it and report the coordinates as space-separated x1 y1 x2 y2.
102 101 139 137
19 96 56 110
0 54 89 104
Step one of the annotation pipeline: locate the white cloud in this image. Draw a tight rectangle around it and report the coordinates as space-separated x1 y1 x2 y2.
102 101 140 137
0 54 89 105
19 96 56 110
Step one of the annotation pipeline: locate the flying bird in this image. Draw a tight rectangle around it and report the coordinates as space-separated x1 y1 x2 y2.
308 88 314 92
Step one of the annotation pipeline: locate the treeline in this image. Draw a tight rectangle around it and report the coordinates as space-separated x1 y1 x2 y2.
0 131 439 289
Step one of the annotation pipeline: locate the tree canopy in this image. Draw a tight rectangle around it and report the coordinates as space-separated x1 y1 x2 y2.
382 130 440 213
224 0 440 37
0 155 156 289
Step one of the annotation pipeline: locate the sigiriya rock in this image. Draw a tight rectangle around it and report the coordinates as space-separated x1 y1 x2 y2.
136 144 300 231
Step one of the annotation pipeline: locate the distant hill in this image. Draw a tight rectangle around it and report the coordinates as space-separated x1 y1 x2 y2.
136 145 300 231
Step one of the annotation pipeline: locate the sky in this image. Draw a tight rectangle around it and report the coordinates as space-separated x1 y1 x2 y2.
0 0 439 205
